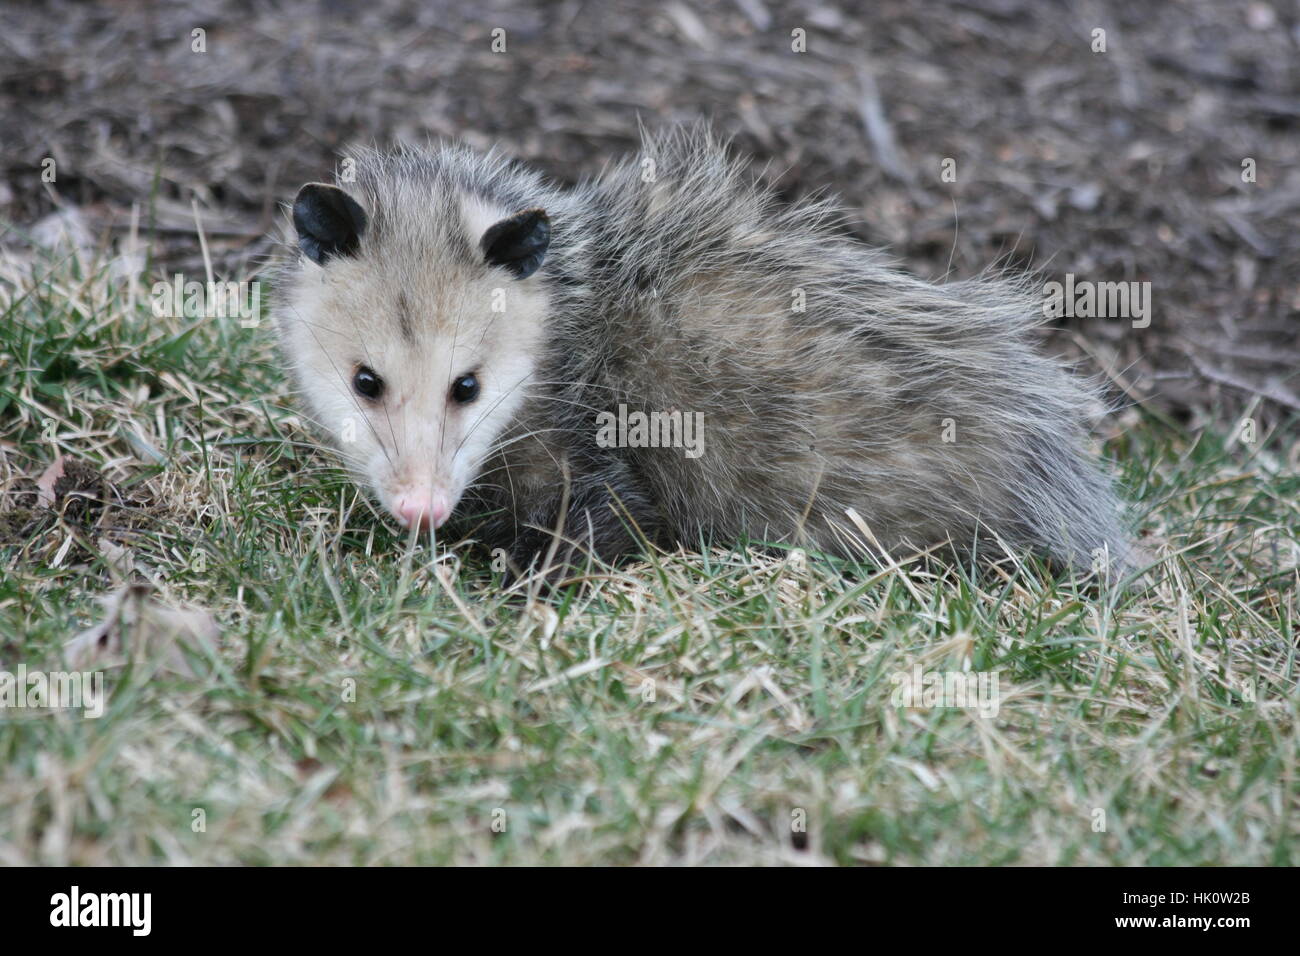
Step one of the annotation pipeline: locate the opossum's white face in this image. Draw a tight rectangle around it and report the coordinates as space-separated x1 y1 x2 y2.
280 180 550 532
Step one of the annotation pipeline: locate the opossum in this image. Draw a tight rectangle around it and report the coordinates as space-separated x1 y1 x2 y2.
276 126 1131 578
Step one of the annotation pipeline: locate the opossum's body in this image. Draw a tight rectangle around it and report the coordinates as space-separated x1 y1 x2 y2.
278 127 1130 576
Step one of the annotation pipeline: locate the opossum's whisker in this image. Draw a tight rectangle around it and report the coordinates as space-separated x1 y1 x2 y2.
477 426 572 457
355 334 401 459
290 304 395 469
452 368 538 458
278 313 364 341
439 260 477 462
497 396 612 421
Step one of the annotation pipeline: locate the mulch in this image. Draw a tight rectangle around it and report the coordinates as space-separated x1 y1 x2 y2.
2 0 1296 423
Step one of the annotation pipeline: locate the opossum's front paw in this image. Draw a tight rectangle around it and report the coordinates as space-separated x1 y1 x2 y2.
500 529 582 589
496 505 648 589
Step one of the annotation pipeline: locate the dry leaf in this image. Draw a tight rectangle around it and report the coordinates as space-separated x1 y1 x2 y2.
35 455 65 509
65 583 220 676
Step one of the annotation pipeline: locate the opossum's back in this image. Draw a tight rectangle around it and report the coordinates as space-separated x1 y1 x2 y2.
600 268 1124 567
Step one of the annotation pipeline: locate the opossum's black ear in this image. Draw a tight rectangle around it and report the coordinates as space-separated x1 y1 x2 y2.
481 208 550 279
293 183 367 265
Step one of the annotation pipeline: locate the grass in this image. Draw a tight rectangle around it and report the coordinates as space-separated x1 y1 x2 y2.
0 240 1296 866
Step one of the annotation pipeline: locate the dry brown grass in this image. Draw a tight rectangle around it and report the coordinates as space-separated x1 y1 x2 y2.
0 238 1296 865
0 0 1297 866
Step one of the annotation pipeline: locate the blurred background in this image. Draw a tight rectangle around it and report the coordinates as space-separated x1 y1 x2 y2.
2 0 1297 423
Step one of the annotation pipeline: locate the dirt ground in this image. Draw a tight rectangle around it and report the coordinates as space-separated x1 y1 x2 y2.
2 0 1297 423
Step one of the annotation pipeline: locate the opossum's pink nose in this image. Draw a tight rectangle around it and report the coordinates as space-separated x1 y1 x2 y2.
394 489 450 531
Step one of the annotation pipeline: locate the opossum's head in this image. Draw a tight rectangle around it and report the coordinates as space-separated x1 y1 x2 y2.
278 160 550 532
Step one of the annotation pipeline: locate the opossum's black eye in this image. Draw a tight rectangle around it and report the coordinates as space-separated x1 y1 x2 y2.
352 366 384 400
450 373 480 405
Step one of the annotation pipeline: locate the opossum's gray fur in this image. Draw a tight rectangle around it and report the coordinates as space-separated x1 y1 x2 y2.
280 125 1132 576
